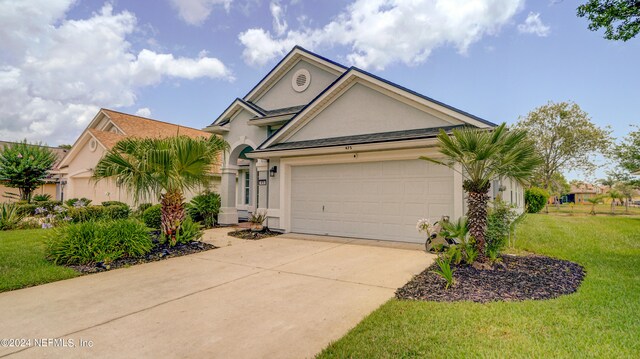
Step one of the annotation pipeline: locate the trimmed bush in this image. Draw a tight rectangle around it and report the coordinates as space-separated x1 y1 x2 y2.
46 219 152 265
137 203 152 214
15 203 37 217
102 201 129 209
142 204 162 229
525 187 549 213
105 204 130 220
187 191 220 228
65 206 107 223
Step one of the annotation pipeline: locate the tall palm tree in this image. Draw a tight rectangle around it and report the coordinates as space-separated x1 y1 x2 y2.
421 123 541 261
93 135 227 245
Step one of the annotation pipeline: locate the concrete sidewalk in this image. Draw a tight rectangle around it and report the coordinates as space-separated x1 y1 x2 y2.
0 229 432 358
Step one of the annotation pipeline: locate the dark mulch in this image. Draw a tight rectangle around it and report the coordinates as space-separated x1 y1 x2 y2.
228 228 282 240
69 239 216 274
396 254 585 303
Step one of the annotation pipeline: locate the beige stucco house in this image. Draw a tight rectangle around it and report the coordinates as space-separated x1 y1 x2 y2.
58 109 217 206
205 46 524 243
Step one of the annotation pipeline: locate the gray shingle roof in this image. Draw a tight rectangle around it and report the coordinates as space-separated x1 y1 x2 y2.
248 103 306 118
253 125 463 152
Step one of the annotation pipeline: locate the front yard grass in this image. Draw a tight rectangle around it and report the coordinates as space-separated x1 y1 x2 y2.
0 229 79 292
319 215 640 358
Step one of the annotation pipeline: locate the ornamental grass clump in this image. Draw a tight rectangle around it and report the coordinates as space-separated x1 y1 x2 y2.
46 219 152 265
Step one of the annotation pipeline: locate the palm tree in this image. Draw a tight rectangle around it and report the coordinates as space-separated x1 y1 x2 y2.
421 123 541 261
608 189 623 214
586 195 603 215
93 135 227 245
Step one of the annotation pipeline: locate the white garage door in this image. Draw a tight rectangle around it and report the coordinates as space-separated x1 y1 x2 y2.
290 159 454 243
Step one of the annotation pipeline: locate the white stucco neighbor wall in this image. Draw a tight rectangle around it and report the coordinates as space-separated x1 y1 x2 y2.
288 82 461 142
255 60 339 110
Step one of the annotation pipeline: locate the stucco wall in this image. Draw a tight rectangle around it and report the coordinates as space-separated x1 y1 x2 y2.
255 60 339 110
288 82 460 142
0 183 57 202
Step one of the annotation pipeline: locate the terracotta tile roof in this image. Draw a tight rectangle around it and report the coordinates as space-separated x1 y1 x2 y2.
87 128 126 149
101 109 210 140
89 109 222 174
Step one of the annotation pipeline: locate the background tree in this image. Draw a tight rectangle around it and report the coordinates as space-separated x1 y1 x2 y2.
0 140 56 202
422 123 541 262
58 144 72 150
577 0 640 41
612 125 640 174
613 181 635 212
514 101 611 192
93 135 227 245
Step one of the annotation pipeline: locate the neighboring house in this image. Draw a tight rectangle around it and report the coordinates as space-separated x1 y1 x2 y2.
0 141 68 202
205 46 524 243
58 109 217 206
565 182 603 204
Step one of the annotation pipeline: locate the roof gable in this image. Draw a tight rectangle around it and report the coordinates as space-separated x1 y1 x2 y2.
259 68 496 150
243 46 347 104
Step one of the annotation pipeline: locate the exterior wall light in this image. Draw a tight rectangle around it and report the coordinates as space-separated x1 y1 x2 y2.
269 166 278 177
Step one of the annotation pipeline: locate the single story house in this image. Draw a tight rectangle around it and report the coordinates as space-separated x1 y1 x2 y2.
58 109 218 206
205 46 523 243
565 182 603 204
0 141 68 202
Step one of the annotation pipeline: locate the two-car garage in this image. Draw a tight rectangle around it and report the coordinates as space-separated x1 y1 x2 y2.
289 159 455 243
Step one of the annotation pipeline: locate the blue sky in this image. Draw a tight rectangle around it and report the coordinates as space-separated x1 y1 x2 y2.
0 0 637 179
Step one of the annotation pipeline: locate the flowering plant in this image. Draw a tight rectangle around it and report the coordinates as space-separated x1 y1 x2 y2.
416 218 436 238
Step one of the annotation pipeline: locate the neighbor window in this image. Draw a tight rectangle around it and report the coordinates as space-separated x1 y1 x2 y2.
244 172 250 205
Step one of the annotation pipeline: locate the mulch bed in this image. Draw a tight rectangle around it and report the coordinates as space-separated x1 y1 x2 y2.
396 254 585 303
69 239 216 274
227 228 282 240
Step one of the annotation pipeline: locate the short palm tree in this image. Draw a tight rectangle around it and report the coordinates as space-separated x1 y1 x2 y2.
93 135 227 245
586 195 603 215
421 123 541 261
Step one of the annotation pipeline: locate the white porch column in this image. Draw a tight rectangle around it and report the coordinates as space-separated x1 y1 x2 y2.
219 165 239 225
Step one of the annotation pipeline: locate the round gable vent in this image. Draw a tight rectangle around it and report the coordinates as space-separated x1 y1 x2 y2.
292 69 311 92
89 139 97 152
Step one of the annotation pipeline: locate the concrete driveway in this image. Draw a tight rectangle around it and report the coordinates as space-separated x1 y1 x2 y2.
0 229 432 358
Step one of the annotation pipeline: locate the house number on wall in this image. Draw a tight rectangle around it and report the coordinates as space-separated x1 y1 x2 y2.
258 179 267 186
345 146 352 150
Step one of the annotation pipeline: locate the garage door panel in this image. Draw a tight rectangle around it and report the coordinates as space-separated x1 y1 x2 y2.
290 160 454 243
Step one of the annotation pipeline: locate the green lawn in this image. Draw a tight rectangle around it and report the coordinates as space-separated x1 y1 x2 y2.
0 229 79 292
319 215 640 358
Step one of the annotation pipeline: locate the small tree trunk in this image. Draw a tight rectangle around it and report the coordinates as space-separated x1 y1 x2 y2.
161 189 186 246
465 182 490 262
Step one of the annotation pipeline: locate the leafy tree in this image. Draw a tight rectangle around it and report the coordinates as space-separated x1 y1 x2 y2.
514 101 611 191
421 123 541 261
0 140 57 202
93 135 227 245
612 125 640 174
613 181 635 212
58 144 73 150
577 0 640 41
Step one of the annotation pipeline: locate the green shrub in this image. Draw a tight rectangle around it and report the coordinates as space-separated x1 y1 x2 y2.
525 187 549 213
32 194 52 202
187 192 220 228
15 203 37 217
142 204 162 229
104 205 130 220
64 197 92 207
174 217 203 244
486 200 519 256
102 201 129 208
65 206 107 223
0 203 23 230
431 256 455 289
137 203 152 214
46 219 152 265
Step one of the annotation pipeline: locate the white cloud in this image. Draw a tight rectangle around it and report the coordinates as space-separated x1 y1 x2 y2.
239 0 525 69
135 107 152 117
0 1 231 145
517 12 550 37
169 0 232 26
270 1 288 36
